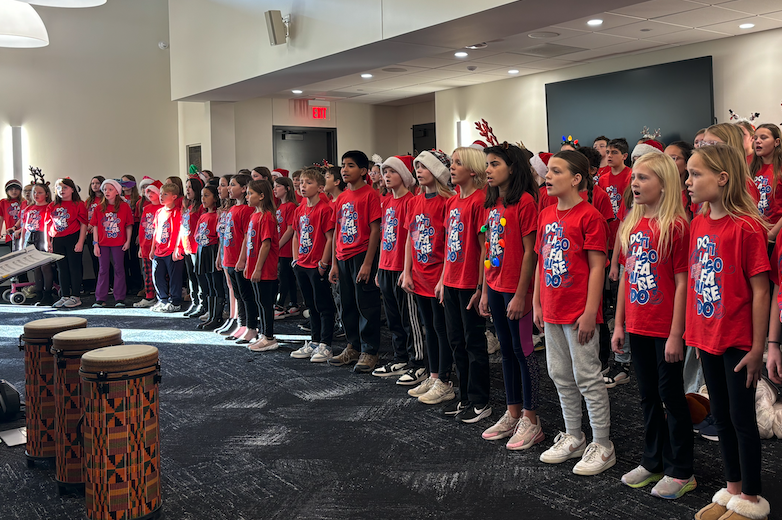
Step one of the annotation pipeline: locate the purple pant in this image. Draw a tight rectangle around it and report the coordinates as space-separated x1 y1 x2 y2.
96 245 126 302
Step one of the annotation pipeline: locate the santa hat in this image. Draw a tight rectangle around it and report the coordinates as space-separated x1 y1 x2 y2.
272 168 289 178
100 179 124 196
530 152 553 180
138 176 156 194
414 150 451 187
469 140 488 150
144 180 163 197
381 155 416 188
5 179 22 192
631 139 665 160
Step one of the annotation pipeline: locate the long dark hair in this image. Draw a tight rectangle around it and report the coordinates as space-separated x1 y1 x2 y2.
248 179 276 214
232 174 252 205
484 143 538 208
274 177 299 207
219 174 234 212
202 185 219 212
54 178 81 205
553 150 593 203
185 177 204 212
86 176 105 206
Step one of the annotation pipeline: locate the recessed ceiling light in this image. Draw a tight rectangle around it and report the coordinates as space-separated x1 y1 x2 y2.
291 90 303 94
466 43 487 49
508 69 519 74
361 73 373 78
587 19 603 26
528 31 560 39
454 51 469 58
739 23 755 29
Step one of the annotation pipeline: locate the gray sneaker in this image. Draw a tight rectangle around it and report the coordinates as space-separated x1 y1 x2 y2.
63 296 82 308
621 465 663 488
418 379 456 405
310 344 333 363
52 297 68 308
161 303 181 313
650 475 697 499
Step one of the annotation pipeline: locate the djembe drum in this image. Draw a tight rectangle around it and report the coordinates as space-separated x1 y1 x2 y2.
20 317 87 466
51 327 122 494
80 345 162 520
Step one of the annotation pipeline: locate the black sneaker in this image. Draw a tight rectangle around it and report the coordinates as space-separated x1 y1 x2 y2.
333 326 346 340
443 400 468 416
396 367 427 386
298 323 311 333
455 403 492 424
604 362 631 389
372 362 409 378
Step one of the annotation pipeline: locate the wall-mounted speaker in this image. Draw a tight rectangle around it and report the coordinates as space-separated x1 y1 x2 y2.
265 10 288 46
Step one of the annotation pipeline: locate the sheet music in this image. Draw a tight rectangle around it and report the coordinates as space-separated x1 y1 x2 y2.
0 246 63 279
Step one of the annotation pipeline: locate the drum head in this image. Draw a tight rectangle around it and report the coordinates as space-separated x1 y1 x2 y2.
81 345 158 374
52 327 122 353
23 318 87 340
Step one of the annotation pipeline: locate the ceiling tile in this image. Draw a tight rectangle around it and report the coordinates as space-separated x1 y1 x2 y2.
471 52 545 66
639 26 731 43
555 32 637 49
561 39 669 61
431 48 500 61
523 58 577 70
552 12 645 31
354 77 424 89
762 10 782 20
699 14 782 34
599 20 691 38
610 0 708 19
404 69 468 80
653 5 753 26
717 0 782 15
336 85 392 94
437 62 506 73
398 57 455 68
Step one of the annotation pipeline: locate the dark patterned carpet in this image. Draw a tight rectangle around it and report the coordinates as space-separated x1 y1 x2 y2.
1 294 781 520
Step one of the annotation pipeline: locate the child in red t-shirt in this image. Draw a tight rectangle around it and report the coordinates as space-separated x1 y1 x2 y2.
371 155 424 383
327 151 382 373
0 179 25 248
214 175 239 335
222 174 257 341
134 179 163 308
610 153 695 498
533 150 614 476
686 144 771 520
91 179 133 307
194 185 224 330
237 180 280 352
401 150 454 404
84 176 105 285
749 123 782 246
19 183 54 304
150 183 186 311
477 144 541 447
435 146 492 423
273 176 300 319
289 169 337 362
48 178 88 307
181 176 206 318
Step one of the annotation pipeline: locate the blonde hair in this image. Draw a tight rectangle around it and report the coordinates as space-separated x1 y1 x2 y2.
692 144 768 229
618 153 687 260
452 147 487 189
705 123 745 155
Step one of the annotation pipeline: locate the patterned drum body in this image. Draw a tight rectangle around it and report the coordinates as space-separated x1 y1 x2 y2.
21 317 87 461
51 327 122 488
80 345 161 520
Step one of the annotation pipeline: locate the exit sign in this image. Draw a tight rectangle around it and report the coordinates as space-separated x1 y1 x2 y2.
312 107 328 119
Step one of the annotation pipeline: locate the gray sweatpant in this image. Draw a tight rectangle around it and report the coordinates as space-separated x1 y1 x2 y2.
545 322 611 442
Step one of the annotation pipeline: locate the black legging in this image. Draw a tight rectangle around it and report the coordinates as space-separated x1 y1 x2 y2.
52 232 83 297
226 266 257 329
277 256 298 308
26 231 53 293
252 279 278 338
206 270 226 298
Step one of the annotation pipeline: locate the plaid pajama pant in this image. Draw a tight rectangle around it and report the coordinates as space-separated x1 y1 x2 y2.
142 258 155 299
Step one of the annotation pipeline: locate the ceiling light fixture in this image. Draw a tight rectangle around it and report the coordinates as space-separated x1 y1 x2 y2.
0 0 49 48
291 90 303 94
587 19 603 26
528 32 560 39
466 43 487 49
361 73 373 79
739 23 755 29
508 69 519 74
454 51 469 58
20 0 105 6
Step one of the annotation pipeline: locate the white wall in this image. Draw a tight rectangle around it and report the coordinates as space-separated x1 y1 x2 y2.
179 98 436 173
0 0 178 192
435 28 782 155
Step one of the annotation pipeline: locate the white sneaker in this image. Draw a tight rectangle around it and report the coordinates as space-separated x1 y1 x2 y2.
481 410 519 441
161 303 181 313
572 441 616 476
52 297 68 308
506 416 545 450
134 298 156 308
310 344 333 363
150 301 165 312
539 432 587 464
249 336 279 352
63 296 82 308
408 377 435 398
418 379 456 405
291 341 315 359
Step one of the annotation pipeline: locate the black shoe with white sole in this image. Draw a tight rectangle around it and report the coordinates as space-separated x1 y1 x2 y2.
372 362 409 378
396 367 427 386
443 400 468 416
455 403 492 424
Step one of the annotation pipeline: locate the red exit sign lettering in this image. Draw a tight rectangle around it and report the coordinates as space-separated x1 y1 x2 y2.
312 107 328 119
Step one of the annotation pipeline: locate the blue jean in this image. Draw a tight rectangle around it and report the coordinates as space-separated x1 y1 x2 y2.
153 254 184 305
